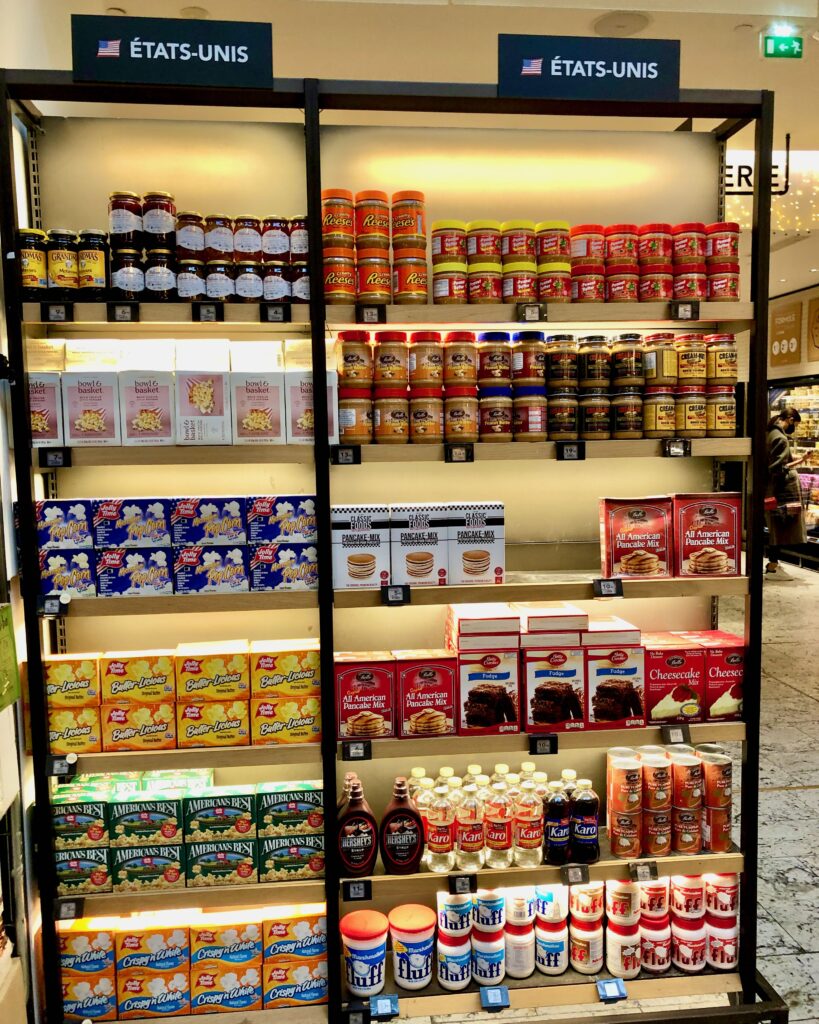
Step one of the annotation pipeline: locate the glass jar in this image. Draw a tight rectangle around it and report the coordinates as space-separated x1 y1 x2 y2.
638 223 672 265
374 331 409 386
478 332 512 386
177 259 206 300
445 386 479 443
512 331 546 386
289 262 310 303
548 390 579 441
392 191 426 251
234 259 264 302
676 335 707 385
605 224 638 264
47 229 78 300
18 228 48 300
571 264 605 303
410 387 444 444
432 221 467 264
503 262 537 303
705 334 738 385
77 229 109 298
262 216 290 262
611 389 643 439
374 386 409 444
204 214 234 262
142 191 176 249
108 191 142 250
606 264 639 303
233 216 263 261
393 249 428 304
467 221 502 264
643 333 678 386
707 262 740 302
356 250 391 304
110 248 144 301
611 334 645 387
675 386 707 438
323 249 357 304
579 392 611 440
468 262 503 303
706 222 740 263
338 330 374 388
409 331 444 387
672 223 707 264
546 334 578 388
144 249 177 301
355 191 390 251
205 259 235 301
513 387 548 442
537 262 571 303
289 217 309 260
706 387 737 437
578 336 611 389
643 387 677 439
444 332 478 386
501 221 536 264
570 224 605 263
338 388 374 445
535 221 570 261
639 264 674 302
433 262 468 304
674 264 707 301
262 262 291 303
176 212 205 260
321 189 355 249
479 386 513 442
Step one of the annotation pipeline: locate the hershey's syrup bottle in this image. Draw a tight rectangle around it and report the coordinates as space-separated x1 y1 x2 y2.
338 779 378 877
379 776 425 875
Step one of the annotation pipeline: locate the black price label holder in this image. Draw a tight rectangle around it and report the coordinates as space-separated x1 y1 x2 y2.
661 723 692 745
341 740 372 762
445 443 474 464
529 734 558 756
593 578 624 598
37 595 69 618
342 1003 371 1024
342 879 373 902
356 304 387 325
381 585 411 606
192 301 225 322
370 994 399 1020
480 986 511 1012
516 302 548 322
47 753 78 780
260 302 291 323
662 437 692 458
597 978 628 1004
560 863 590 885
669 300 700 322
55 897 84 921
107 301 140 323
628 860 659 882
38 448 72 469
41 302 74 323
556 441 586 462
448 873 478 895
331 446 363 466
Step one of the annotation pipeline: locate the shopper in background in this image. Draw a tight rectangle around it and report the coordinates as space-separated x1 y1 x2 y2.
765 406 807 580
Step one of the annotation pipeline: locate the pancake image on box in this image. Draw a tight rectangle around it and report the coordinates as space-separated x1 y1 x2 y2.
406 551 434 578
408 708 448 735
347 553 376 579
448 503 505 585
688 547 730 574
462 549 490 576
346 710 386 737
618 549 661 576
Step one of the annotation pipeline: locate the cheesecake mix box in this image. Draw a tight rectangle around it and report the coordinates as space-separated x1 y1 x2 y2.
96 548 173 598
456 649 519 736
334 652 395 739
92 498 171 549
248 542 319 591
36 499 93 550
523 646 586 733
119 370 175 446
173 545 249 595
642 632 705 724
62 371 121 447
246 495 317 543
331 505 391 589
28 372 63 448
585 645 645 729
390 503 450 587
673 492 742 577
394 649 457 738
448 502 505 586
599 496 673 579
673 630 744 721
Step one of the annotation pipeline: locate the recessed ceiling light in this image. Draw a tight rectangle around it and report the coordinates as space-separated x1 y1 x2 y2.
811 268 818 272
779 278 787 282
734 23 756 32
593 11 650 38
105 6 127 13
180 5 209 16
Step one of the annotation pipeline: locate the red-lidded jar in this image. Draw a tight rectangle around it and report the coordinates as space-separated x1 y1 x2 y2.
289 262 310 303
638 223 673 265
338 387 374 445
444 331 478 386
605 224 638 264
501 221 536 264
673 263 707 301
289 216 309 260
410 386 444 444
535 221 570 261
479 385 513 442
467 221 502 264
431 221 467 264
537 262 571 303
355 191 390 251
570 224 605 263
262 262 291 303
176 212 205 260
571 263 605 303
109 191 143 250
707 262 740 302
374 385 410 444
393 249 428 304
338 330 374 388
639 263 674 302
468 262 502 303
445 385 479 442
672 223 707 264
322 189 355 249
323 248 356 304
262 216 290 262
706 222 740 262
233 216 263 261
392 191 426 251
142 191 176 249
502 262 537 303
204 214 234 262
356 249 391 304
606 263 639 303
409 331 444 387
374 331 409 386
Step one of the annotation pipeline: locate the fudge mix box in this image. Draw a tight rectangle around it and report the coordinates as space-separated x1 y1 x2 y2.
457 649 519 736
585 646 645 729
599 497 673 579
523 646 586 733
331 505 391 590
394 649 457 738
390 503 450 587
334 652 395 739
448 502 505 586
642 631 705 724
673 493 742 577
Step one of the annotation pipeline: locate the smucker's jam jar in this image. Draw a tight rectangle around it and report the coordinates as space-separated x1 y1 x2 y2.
177 260 206 300
144 249 176 301
205 214 234 262
176 212 205 260
18 228 47 300
233 216 263 261
234 260 264 302
77 230 109 298
262 216 290 262
142 191 176 249
355 191 390 251
47 229 78 300
108 191 142 250
262 262 291 303
205 259 235 301
110 249 144 301
467 221 502 263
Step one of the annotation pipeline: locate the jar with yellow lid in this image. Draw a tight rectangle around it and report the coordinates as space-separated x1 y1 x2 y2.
478 332 512 386
513 387 548 442
675 386 707 438
468 262 503 303
502 262 537 303
706 386 737 437
467 221 502 264
578 336 611 389
705 334 738 385
433 262 468 304
643 387 676 439
676 335 707 386
444 332 478 386
537 262 572 303
374 386 409 444
579 392 611 440
611 389 643 439
512 331 546 385
536 221 571 261
338 330 374 388
611 334 645 387
445 386 479 442
643 332 678 387
410 387 444 444
479 386 513 442
373 331 409 386
546 334 578 389
501 221 536 264
431 221 467 264
409 331 444 387
339 388 374 444
548 390 579 441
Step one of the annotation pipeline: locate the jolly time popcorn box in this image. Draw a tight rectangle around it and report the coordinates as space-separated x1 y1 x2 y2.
390 503 450 587
92 498 171 549
101 703 176 751
40 548 96 598
448 502 505 586
175 641 250 700
57 916 117 974
96 547 173 598
29 372 64 448
62 970 117 1022
170 496 247 547
250 639 320 696
673 492 742 577
457 649 519 735
585 646 646 729
48 706 102 754
599 496 673 579
175 338 232 445
173 545 249 595
44 653 100 708
247 495 317 543
263 905 327 960
100 650 175 703
335 651 395 739
642 632 705 724
331 504 391 589
119 370 175 446
36 499 93 550
190 910 263 964
263 958 328 1009
191 960 263 1014
115 914 190 973
249 542 319 591
116 967 190 1019
62 371 121 446
523 646 586 733
251 696 322 745
394 649 456 738
176 701 251 748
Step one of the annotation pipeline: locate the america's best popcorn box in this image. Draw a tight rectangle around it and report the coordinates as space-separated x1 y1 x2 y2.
54 847 111 896
250 639 321 697
173 545 249 595
246 495 318 543
251 696 321 745
170 497 247 547
109 795 183 846
263 957 328 1008
92 498 172 549
248 542 319 592
262 905 327 960
176 701 251 748
48 706 102 754
44 653 101 708
258 835 325 882
115 915 190 973
39 547 96 598
101 702 176 751
191 959 263 1013
190 910 263 965
256 781 324 837
52 791 109 849
111 846 185 893
187 841 258 886
142 768 214 793
57 916 118 974
96 547 173 598
62 968 117 1021
116 966 191 1019
175 641 250 701
36 499 93 550
100 650 175 703
184 786 256 842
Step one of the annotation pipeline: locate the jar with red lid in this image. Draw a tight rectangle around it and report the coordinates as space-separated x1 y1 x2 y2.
338 330 374 388
374 331 409 385
205 260 234 301
638 223 673 265
706 222 739 262
410 387 444 444
535 221 570 261
444 332 478 386
513 386 547 441
467 221 502 263
433 263 468 304
639 264 674 302
570 224 605 263
392 191 426 251
468 262 503 303
672 223 707 264
289 262 310 303
501 221 536 264
605 224 638 264
322 189 355 250
643 333 678 386
393 249 428 304
707 262 740 302
503 262 537 303
675 386 707 438
431 222 467 264
479 386 513 442
478 332 512 386
571 264 605 303
643 387 677 438
177 260 206 300
338 388 374 445
142 191 176 249
355 191 390 251
262 216 290 262
512 331 546 385
409 331 444 387
289 217 309 259
705 334 738 385
606 264 639 303
323 249 356 304
262 262 291 303
176 212 205 260
374 386 409 444
109 191 142 250
537 262 571 303
234 260 264 302
356 250 391 304
706 386 737 437
204 214 234 262
233 216 262 261
674 264 707 301
445 386 479 442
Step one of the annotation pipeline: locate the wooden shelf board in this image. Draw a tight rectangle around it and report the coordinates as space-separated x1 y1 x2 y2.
83 878 325 914
65 592 318 616
123 1010 326 1024
23 301 310 329
32 445 314 469
75 743 322 773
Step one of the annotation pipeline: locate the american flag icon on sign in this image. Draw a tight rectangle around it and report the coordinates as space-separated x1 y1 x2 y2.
521 58 543 76
97 40 121 57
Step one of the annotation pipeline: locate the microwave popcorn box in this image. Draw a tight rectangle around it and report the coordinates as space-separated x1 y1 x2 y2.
92 498 172 549
585 645 646 729
96 547 173 598
523 646 586 733
184 786 256 842
39 547 96 598
263 958 328 1009
116 967 191 1019
142 768 214 793
448 502 506 586
673 492 742 577
256 781 324 837
599 496 673 579
175 370 232 446
62 371 122 446
331 504 391 589
115 917 190 973
250 639 320 697
173 545 249 595
247 495 318 544
29 372 64 447
111 846 185 893
176 701 250 748
390 503 450 587
251 696 321 745
335 651 395 739
457 649 520 735
249 542 319 591
52 792 109 850
187 840 258 887
258 835 325 882
119 370 175 446
36 499 93 551
394 649 456 738
190 910 263 965
284 368 339 445
642 632 705 724
48 706 102 754
175 641 250 701
101 650 175 703
445 602 521 651
57 916 118 973
263 905 327 960
513 601 590 633
101 702 176 752
170 496 247 547
109 795 182 846
62 968 118 1022
44 653 100 708
231 371 286 445
54 847 111 897
191 959 263 1013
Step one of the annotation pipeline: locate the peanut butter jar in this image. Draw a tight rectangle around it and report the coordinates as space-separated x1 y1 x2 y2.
445 386 479 442
546 334 578 389
579 391 611 440
338 329 374 388
611 388 643 439
409 331 444 387
374 386 409 444
578 335 611 389
675 386 707 438
676 335 707 386
373 331 409 386
611 334 645 388
705 334 738 386
478 332 512 387
444 331 478 386
512 331 546 385
512 386 547 442
706 386 737 437
643 332 678 387
409 387 444 444
338 388 374 444
643 387 676 439
548 389 578 441
479 386 513 442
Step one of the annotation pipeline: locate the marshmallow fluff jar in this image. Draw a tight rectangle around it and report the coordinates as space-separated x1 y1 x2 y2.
388 904 437 991
340 910 389 997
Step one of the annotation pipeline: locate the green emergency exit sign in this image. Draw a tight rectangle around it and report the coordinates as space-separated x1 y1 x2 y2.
762 35 803 58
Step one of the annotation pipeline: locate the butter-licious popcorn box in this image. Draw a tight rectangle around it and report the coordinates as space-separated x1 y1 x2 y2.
62 969 118 1022
111 846 185 893
116 967 190 1019
36 499 93 550
262 905 327 960
101 702 176 752
184 786 256 842
176 701 251 748
190 910 263 965
52 791 108 849
96 547 173 598
175 641 250 701
44 653 101 708
263 958 328 1008
101 650 175 703
115 915 190 973
48 706 102 754
54 847 111 896
39 547 96 598
251 696 321 745
109 796 182 846
187 841 258 886
58 916 118 974
250 640 321 697
191 959 263 1013
92 498 172 549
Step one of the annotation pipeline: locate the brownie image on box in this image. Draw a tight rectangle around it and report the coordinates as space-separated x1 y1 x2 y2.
531 681 583 724
464 682 517 728
592 679 643 722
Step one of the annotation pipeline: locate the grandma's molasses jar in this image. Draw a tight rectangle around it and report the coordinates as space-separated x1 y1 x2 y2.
142 191 176 250
110 249 144 301
108 191 142 250
176 260 206 301
78 230 109 299
18 228 48 300
46 229 78 301
144 249 177 301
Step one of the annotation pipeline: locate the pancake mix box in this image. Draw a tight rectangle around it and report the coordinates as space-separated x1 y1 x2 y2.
599 497 673 578
331 504 391 589
673 493 742 577
457 649 519 735
62 371 121 446
448 502 505 586
250 640 320 696
247 495 317 543
44 653 100 708
29 372 63 448
585 646 645 729
170 497 246 547
335 652 395 739
249 542 319 591
101 651 175 703
394 649 456 738
173 546 249 595
39 548 96 598
101 703 176 751
523 647 585 733
390 503 450 587
96 548 173 598
92 498 171 549
119 371 175 446
36 499 93 550
643 632 704 724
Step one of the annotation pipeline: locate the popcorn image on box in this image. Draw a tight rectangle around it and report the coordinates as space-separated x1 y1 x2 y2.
599 496 673 579
176 701 250 748
284 368 339 445
170 496 246 547
231 371 286 445
54 847 111 896
394 649 456 738
116 967 190 1020
48 706 102 755
36 499 93 550
246 495 317 543
335 651 395 739
190 910 263 965
119 370 175 446
523 646 585 733
390 503 450 587
187 841 258 886
263 905 327 960
643 632 705 724
250 695 321 745
101 650 175 703
101 703 176 752
109 796 182 846
115 916 189 973
258 835 325 882
191 960 263 1013
457 648 520 735
331 504 391 590
111 846 185 893
249 542 318 591
175 641 250 701
29 372 64 448
92 498 171 549
173 545 249 595
62 371 122 446
40 548 96 598
175 338 232 446
57 917 117 974
448 502 505 586
44 653 100 708
96 547 173 598
673 492 742 577
184 786 256 842
256 781 324 837
52 792 108 849
585 645 645 729
62 970 117 1022
263 958 328 1009
250 639 320 696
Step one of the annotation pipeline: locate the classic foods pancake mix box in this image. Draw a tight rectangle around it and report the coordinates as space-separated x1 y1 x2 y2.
39 548 96 598
248 542 319 591
36 499 93 550
100 650 175 703
176 701 251 748
448 502 505 586
457 649 520 735
642 632 705 724
673 492 742 577
43 653 100 707
92 498 171 549
173 545 249 595
250 640 320 696
100 703 176 751
246 495 317 543
96 548 173 598
170 497 246 547
175 641 250 701
394 649 456 738
334 652 395 739
523 646 586 733
390 503 450 587
599 496 673 578
331 504 391 589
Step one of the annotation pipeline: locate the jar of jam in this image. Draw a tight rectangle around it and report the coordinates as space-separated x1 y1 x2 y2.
263 262 291 303
535 221 570 261
639 264 674 302
676 335 707 385
638 223 672 265
355 191 390 251
478 332 512 386
611 334 645 387
322 189 355 250
643 387 677 439
356 250 391 304
205 259 235 301
479 386 513 442
205 214 234 262
432 221 467 264
323 249 356 304
433 262 468 304
339 388 374 445
706 222 740 263
77 229 108 298
672 223 707 264
144 250 176 300
374 331 409 385
176 212 205 260
676 386 707 438
537 262 572 303
393 250 428 304
234 260 264 302
705 334 738 385
409 331 444 387
374 386 409 444
503 262 537 303
548 390 579 441
47 229 78 300
579 392 611 440
571 264 605 303
570 224 605 263
605 224 638 264
606 264 639 303
643 332 678 386
674 264 707 301
501 221 536 263
18 228 48 300
110 249 144 301
339 330 374 387
142 191 176 249
468 262 503 303
444 332 478 386
707 262 740 302
512 331 546 386
578 336 611 389
177 260 206 300
467 221 502 263
706 386 737 437
262 216 290 262
611 389 643 439
513 387 547 442
445 386 479 443
233 216 263 261
108 191 142 250
410 387 444 444
546 334 578 388
289 262 310 303
289 217 309 260
391 191 426 251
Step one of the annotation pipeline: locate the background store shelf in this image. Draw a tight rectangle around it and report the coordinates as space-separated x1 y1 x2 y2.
22 301 311 327
124 1010 327 1024
32 445 315 469
62 592 318 616
73 743 322 773
81 878 325 914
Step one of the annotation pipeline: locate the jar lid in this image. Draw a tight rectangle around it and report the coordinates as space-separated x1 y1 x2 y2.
676 386 707 395
675 334 705 344
147 249 174 256
671 914 705 932
205 213 233 221
321 188 353 202
501 220 536 232
446 386 478 397
570 224 605 234
479 331 511 342
580 390 610 399
323 248 355 260
468 220 502 231
375 331 408 342
672 222 706 233
289 215 308 223
388 904 437 933
438 930 470 947
515 331 546 342
394 249 427 261
339 388 372 399
205 259 232 267
535 918 567 932
706 222 740 233
612 388 643 397
410 387 444 398
549 388 578 397
639 223 672 233
504 262 537 273
234 214 262 222
262 214 289 222
642 913 670 928
644 333 675 343
579 335 608 344
469 262 503 272
641 263 674 275
537 262 572 273
110 190 140 199
392 190 425 203
708 262 740 273
48 229 77 238
707 386 736 395
572 263 605 275
355 190 388 203
410 331 442 343
535 220 570 232
605 223 638 234
479 386 513 398
617 333 642 342
645 386 676 395
546 334 575 343
178 259 205 267
357 249 390 261
143 190 174 200
264 261 288 270
234 259 262 267
446 331 476 343
705 912 737 928
340 910 390 941
339 330 371 342
432 220 467 231
374 387 409 399
570 917 601 932
78 229 108 239
505 923 534 937
514 386 546 398
19 227 47 238
705 333 736 344
114 248 142 256
607 920 640 936
606 263 639 275
434 262 468 273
